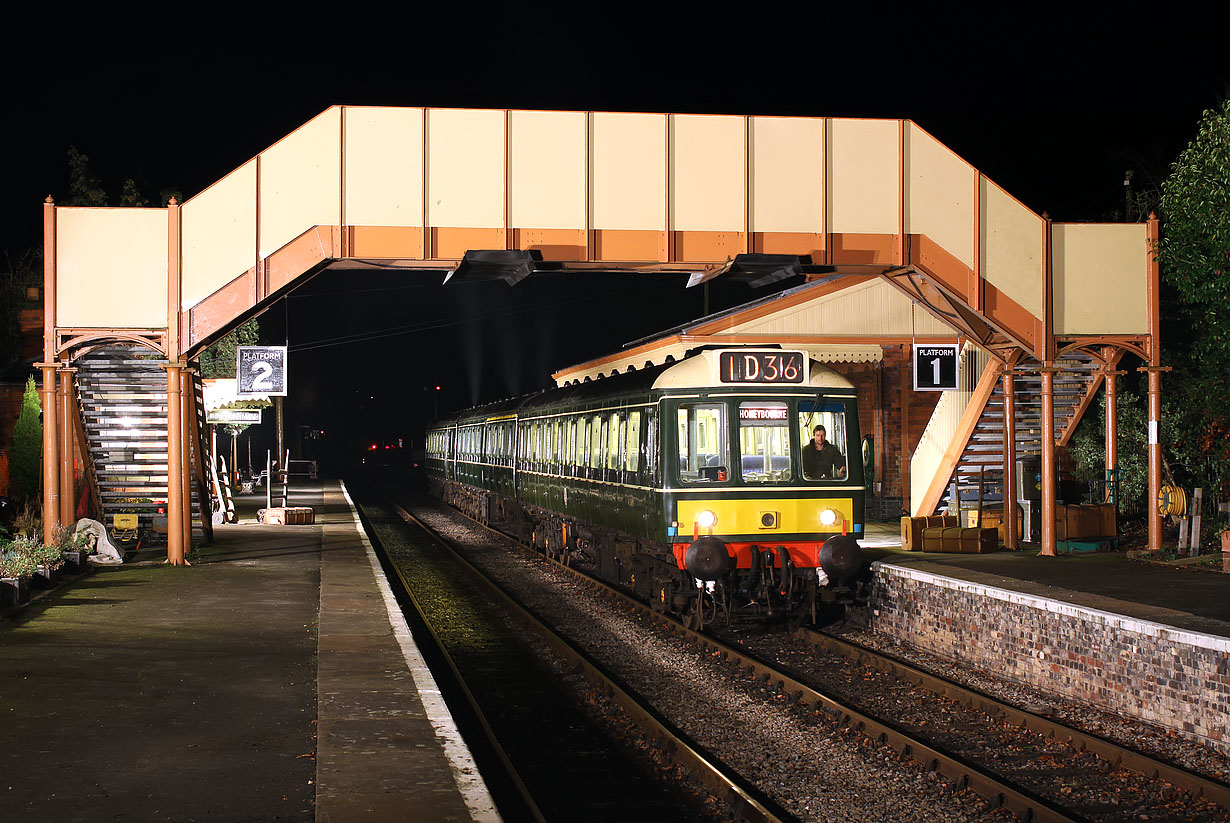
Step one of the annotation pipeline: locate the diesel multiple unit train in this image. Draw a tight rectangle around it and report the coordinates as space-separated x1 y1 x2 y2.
425 347 867 627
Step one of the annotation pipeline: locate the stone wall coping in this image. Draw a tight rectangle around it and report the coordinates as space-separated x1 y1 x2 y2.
873 561 1230 654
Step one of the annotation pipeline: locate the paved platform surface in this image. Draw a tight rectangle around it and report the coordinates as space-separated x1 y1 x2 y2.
0 480 492 822
861 520 1230 638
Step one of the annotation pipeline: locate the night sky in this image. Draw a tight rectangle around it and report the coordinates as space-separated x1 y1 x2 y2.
5 10 1227 468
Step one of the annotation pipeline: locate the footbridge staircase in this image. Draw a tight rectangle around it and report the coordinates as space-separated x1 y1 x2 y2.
74 347 212 547
911 346 1112 520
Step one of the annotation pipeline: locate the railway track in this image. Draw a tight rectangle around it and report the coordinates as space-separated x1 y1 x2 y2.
390 490 1230 823
352 491 784 823
794 628 1230 812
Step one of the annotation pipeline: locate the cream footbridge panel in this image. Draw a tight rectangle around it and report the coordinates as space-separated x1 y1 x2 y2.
258 107 342 258
828 119 900 235
181 160 257 309
508 110 586 230
750 116 824 234
905 122 976 270
1053 223 1149 334
589 112 667 231
426 108 505 229
670 114 745 232
980 178 1044 318
343 106 424 228
57 208 168 328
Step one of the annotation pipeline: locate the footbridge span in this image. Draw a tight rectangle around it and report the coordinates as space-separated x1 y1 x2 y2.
37 106 1160 562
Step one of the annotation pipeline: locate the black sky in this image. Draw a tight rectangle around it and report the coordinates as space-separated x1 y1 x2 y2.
5 8 1227 464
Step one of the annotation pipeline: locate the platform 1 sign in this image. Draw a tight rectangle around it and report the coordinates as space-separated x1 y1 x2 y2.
913 344 959 391
236 346 288 397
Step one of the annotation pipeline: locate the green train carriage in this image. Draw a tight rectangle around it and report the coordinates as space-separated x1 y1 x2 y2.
425 347 867 627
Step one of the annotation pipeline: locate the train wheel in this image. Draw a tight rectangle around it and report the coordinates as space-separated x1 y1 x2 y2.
684 604 702 631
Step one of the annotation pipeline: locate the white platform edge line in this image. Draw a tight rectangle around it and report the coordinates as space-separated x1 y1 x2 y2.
339 480 504 823
874 560 1230 653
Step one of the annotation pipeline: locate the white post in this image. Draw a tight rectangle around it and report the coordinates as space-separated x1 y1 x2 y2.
1192 488 1203 556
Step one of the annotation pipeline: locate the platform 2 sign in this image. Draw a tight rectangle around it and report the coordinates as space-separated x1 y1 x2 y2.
236 346 288 397
912 344 959 391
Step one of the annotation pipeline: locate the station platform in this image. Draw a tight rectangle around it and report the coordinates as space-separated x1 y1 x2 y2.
859 519 1230 639
0 480 497 822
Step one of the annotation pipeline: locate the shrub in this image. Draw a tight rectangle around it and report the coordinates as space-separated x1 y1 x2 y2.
10 377 41 505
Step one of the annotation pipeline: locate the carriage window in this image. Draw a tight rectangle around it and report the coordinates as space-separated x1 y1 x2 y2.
577 417 589 467
589 414 604 469
677 403 728 483
738 402 792 482
625 411 641 472
799 401 849 481
608 413 622 470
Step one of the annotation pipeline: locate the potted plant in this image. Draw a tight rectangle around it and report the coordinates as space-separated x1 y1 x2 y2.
9 504 64 586
0 542 37 608
56 524 92 573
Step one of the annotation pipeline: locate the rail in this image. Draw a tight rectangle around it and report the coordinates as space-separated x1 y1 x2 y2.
383 499 789 823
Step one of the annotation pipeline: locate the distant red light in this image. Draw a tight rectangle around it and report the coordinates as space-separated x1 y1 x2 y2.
435 385 441 391
369 444 377 450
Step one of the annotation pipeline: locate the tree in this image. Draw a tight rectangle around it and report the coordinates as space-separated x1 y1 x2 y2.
10 377 42 505
198 319 262 379
1155 99 1230 507
0 249 41 369
1157 99 1230 380
119 178 148 207
66 146 107 207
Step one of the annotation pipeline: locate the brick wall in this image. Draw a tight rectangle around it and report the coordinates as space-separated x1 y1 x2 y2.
855 563 1230 754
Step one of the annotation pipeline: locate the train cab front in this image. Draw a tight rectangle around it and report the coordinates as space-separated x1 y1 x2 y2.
662 381 869 626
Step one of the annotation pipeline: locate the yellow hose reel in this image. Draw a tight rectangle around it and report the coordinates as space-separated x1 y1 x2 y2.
1157 485 1187 517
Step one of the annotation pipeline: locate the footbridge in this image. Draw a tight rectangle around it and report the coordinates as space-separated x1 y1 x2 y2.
36 106 1160 562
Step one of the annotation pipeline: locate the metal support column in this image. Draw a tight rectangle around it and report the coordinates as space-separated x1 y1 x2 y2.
1039 364 1058 557
1104 357 1118 505
1146 365 1163 551
39 363 60 545
1002 365 1018 549
165 363 186 565
1145 214 1164 551
40 197 59 545
181 367 194 552
57 366 76 527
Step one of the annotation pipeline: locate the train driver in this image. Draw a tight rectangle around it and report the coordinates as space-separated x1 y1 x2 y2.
802 425 846 480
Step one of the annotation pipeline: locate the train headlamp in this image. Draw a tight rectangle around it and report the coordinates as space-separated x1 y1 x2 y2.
695 509 717 529
818 508 839 527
